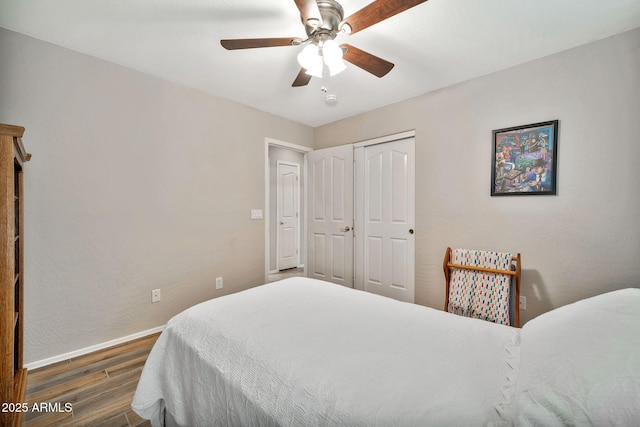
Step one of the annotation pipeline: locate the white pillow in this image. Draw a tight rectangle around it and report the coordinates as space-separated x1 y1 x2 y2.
508 288 640 427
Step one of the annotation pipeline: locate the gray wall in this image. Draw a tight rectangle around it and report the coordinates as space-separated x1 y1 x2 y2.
0 28 313 363
315 28 640 324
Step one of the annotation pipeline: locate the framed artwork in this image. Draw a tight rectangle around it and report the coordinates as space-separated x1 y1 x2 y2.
491 120 558 196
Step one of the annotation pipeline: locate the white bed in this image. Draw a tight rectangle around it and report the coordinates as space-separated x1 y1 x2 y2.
132 277 640 427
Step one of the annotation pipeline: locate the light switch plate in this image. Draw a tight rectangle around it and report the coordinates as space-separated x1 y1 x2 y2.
250 209 263 220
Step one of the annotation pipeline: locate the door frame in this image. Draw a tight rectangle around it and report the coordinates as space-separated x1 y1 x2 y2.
276 160 301 271
353 130 416 292
264 138 312 281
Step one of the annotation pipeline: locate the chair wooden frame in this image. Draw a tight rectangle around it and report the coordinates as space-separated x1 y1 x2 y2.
443 247 521 328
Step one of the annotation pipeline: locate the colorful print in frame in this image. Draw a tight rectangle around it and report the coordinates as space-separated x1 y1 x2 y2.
491 120 558 196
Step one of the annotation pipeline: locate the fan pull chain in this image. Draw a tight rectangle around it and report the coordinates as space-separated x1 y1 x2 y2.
321 63 329 93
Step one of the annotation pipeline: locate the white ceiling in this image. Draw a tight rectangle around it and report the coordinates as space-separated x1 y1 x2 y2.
1 0 640 127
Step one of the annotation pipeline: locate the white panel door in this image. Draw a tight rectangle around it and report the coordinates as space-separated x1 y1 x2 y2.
360 137 415 302
277 161 300 271
307 145 354 287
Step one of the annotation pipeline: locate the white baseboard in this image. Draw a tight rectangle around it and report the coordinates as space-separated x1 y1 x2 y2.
25 325 165 370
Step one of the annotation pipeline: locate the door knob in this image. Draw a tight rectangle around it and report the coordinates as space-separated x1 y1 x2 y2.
341 226 351 232
280 222 284 225
409 229 414 234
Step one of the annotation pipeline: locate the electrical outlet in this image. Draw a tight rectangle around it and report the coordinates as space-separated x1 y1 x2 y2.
151 289 161 303
519 295 527 310
216 277 223 290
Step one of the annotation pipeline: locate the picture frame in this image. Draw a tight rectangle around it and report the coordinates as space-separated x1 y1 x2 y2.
491 120 558 196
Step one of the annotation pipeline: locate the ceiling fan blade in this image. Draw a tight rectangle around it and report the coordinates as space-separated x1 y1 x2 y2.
293 0 323 27
341 0 429 35
341 44 394 78
220 37 300 50
292 68 312 87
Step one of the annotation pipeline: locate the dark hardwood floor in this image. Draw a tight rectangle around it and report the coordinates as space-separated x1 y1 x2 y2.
22 333 160 426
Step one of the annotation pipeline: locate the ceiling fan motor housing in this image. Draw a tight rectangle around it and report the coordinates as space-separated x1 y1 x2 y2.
303 0 344 39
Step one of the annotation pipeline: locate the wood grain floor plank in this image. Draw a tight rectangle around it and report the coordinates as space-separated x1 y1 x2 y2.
22 409 73 427
27 334 158 386
25 370 108 405
68 384 137 425
90 413 130 427
106 353 150 379
125 409 152 427
25 360 73 388
24 332 160 426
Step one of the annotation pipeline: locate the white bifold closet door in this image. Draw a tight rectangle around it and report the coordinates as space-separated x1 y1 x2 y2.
355 137 415 302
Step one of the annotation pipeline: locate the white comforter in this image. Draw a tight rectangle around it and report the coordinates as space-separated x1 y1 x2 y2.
132 278 640 427
132 277 519 426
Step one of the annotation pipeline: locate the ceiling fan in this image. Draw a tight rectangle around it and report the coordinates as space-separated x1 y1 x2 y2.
220 0 429 88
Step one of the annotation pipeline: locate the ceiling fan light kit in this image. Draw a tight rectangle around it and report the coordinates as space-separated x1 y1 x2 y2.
297 44 322 77
221 0 429 96
297 39 346 77
320 39 346 74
